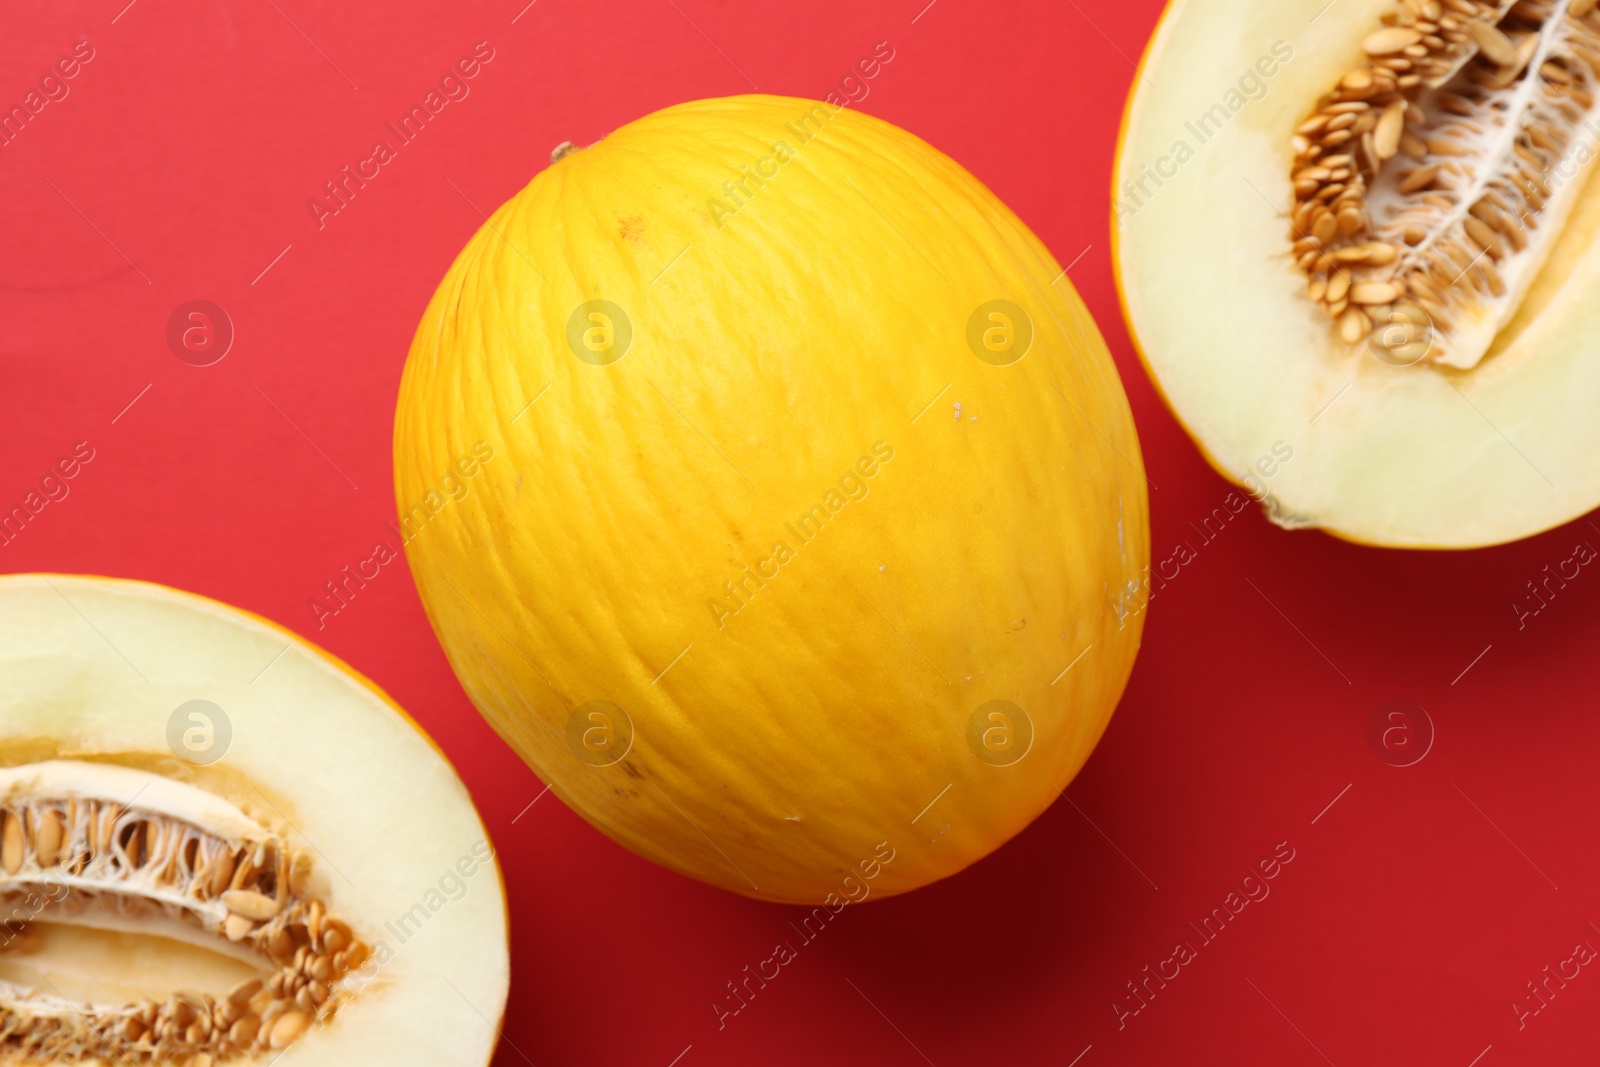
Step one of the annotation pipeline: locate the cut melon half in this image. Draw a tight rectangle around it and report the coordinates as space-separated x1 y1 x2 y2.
1115 0 1600 547
0 575 508 1065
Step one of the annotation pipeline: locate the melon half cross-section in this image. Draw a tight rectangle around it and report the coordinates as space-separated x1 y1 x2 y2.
1116 0 1600 547
0 575 508 1065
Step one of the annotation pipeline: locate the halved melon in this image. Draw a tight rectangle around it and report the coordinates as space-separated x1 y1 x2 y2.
1116 0 1600 547
0 575 507 1065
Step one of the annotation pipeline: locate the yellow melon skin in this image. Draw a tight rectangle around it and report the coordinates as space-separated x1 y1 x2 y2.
394 94 1148 903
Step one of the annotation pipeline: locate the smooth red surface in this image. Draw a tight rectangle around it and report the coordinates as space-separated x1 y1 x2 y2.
4 1 1600 1063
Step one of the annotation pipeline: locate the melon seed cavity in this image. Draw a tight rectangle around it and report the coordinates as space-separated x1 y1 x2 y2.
1290 0 1600 367
0 763 369 1063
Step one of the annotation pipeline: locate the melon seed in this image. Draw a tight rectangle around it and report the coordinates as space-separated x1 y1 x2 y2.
229 1015 261 1045
1339 307 1371 343
1365 27 1424 54
1375 103 1407 159
1463 216 1504 257
1 814 22 875
1352 281 1404 304
227 978 263 1005
32 810 61 867
222 889 282 921
322 924 350 954
207 849 235 897
270 1010 310 1048
1468 19 1520 66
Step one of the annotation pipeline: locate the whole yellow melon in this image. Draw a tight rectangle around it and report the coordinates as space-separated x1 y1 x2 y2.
394 94 1148 903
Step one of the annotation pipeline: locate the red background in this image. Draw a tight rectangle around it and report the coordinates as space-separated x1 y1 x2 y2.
4 1 1599 1063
